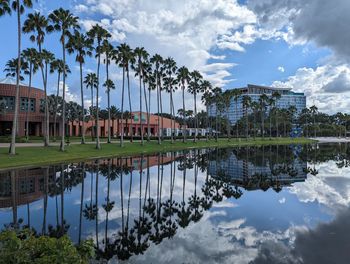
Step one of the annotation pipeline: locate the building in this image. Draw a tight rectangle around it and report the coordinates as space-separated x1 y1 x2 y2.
209 84 306 124
0 78 181 137
0 77 52 136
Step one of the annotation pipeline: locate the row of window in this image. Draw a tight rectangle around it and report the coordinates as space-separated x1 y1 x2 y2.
0 96 36 112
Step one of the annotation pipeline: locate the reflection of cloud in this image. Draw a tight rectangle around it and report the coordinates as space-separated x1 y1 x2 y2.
278 197 286 204
289 161 350 213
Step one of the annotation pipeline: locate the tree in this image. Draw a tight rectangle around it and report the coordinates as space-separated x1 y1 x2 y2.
8 0 34 155
232 89 242 140
101 39 116 144
115 43 134 146
50 59 70 141
259 93 269 139
200 80 212 142
0 0 11 17
177 66 190 143
188 70 203 142
4 57 28 81
21 48 38 141
272 91 281 137
267 96 274 139
103 79 116 142
47 8 80 151
242 95 251 139
84 73 98 139
212 87 222 142
133 47 149 145
222 90 234 141
38 49 54 146
163 57 178 143
310 105 318 138
67 30 93 144
150 54 164 144
87 24 111 149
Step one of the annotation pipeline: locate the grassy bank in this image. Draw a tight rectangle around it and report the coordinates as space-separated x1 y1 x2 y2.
0 137 314 170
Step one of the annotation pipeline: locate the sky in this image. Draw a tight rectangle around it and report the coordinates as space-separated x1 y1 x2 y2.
0 0 350 114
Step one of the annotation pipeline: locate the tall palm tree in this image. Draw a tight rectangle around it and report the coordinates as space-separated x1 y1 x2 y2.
84 73 98 139
242 95 251 140
267 96 275 139
150 54 164 144
50 59 70 141
87 24 111 149
47 8 80 151
8 0 34 155
232 89 242 139
310 105 318 138
163 57 178 143
188 70 203 142
200 80 213 142
259 93 268 139
21 48 38 141
38 49 54 146
222 90 234 141
103 79 115 142
101 39 116 144
177 66 190 143
115 43 135 146
133 47 149 145
272 91 281 137
143 61 154 142
66 30 93 144
0 0 11 17
212 87 222 142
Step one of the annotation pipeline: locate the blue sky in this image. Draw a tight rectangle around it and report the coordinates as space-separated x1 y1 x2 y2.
0 0 349 114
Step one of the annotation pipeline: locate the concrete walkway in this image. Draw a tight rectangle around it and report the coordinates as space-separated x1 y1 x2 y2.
310 137 350 143
0 141 107 148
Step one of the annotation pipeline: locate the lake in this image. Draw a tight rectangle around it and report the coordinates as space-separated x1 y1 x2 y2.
1 143 349 263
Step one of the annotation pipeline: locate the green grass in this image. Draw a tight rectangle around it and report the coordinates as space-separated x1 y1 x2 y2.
0 137 314 170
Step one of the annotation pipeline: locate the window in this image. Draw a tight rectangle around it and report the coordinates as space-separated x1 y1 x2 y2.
0 96 15 111
20 97 36 112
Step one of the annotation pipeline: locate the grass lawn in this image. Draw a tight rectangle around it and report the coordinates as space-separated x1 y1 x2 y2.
0 137 314 170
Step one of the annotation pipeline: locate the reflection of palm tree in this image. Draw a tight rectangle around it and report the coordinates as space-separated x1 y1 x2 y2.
78 163 85 244
189 153 203 222
42 167 49 234
177 156 191 228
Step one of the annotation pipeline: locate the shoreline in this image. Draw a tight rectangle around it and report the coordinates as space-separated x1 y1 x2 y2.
0 138 315 170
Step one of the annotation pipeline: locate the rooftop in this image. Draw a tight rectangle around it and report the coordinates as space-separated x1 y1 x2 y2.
0 77 27 86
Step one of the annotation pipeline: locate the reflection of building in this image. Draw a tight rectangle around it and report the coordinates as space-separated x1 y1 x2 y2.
208 84 307 124
209 152 307 190
0 167 53 209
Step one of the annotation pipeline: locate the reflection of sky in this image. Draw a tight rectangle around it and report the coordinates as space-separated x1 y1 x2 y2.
1 150 350 263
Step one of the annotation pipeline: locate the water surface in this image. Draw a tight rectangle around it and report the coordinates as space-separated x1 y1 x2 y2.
1 143 349 263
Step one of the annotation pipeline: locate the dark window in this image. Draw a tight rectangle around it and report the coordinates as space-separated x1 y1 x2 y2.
20 97 36 112
0 96 15 111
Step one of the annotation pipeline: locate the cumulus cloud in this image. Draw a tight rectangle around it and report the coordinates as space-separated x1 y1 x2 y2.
277 66 285 73
272 64 350 113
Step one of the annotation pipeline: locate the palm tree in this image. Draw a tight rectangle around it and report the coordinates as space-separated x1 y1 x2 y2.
110 105 121 137
272 91 281 137
222 90 234 141
103 79 116 143
163 57 178 143
150 54 164 144
84 73 98 139
200 80 212 142
143 61 154 142
87 24 111 149
114 43 134 147
242 95 251 139
7 0 34 155
267 96 274 139
232 89 242 140
212 87 222 142
251 101 260 140
21 48 38 141
47 8 79 151
66 30 93 144
101 39 116 144
133 47 149 145
0 0 11 17
38 49 55 146
310 105 318 138
259 93 268 139
50 59 70 141
188 70 203 142
177 66 190 143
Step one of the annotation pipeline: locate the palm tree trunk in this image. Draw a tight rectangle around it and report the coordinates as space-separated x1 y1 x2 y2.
194 91 197 143
53 72 60 142
9 5 21 155
107 91 111 144
143 80 150 142
95 52 101 149
78 163 85 244
90 86 94 141
25 63 33 142
120 67 125 146
206 105 209 142
235 99 238 140
159 80 164 142
80 63 86 144
170 90 174 143
157 78 161 144
127 69 133 143
44 62 50 147
95 164 99 247
182 84 186 143
139 66 143 145
59 39 66 152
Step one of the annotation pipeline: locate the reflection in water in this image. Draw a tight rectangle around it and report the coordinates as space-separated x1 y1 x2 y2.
0 143 350 263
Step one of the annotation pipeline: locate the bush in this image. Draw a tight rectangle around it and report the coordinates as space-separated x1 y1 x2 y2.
0 229 95 263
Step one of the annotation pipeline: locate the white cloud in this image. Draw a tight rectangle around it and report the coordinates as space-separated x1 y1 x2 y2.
278 66 285 73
